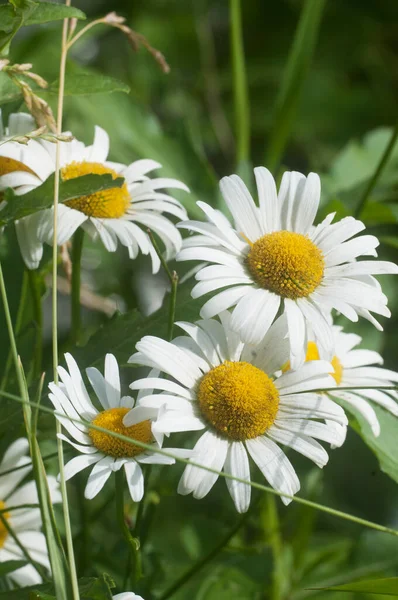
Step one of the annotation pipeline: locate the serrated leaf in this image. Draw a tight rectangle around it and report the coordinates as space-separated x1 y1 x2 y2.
0 173 125 225
24 2 86 26
311 576 398 595
0 560 27 576
338 398 398 484
50 72 130 96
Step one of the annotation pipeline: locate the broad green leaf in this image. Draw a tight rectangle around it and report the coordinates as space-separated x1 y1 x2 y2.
0 173 125 225
24 2 86 26
0 1 36 56
265 0 326 169
337 399 398 484
50 71 130 96
311 576 398 595
0 560 26 576
72 282 202 369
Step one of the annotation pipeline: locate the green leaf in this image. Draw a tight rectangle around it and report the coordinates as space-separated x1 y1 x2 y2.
338 398 398 484
311 576 398 595
0 560 27 576
0 173 125 225
50 72 130 96
0 1 36 56
72 282 202 369
265 0 326 169
197 566 258 600
24 2 86 26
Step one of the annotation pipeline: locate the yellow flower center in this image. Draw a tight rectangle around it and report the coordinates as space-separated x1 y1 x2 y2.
89 408 152 458
246 231 325 299
197 361 279 441
330 355 343 385
0 501 9 548
283 341 343 385
62 161 130 219
0 156 35 176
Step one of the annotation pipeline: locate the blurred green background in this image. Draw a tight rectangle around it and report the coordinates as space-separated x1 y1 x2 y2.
1 0 398 598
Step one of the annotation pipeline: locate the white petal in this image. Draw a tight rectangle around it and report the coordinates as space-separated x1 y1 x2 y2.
224 442 251 513
124 461 144 502
246 436 300 504
84 456 114 499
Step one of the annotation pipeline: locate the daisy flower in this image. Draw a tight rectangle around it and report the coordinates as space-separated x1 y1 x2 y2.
0 112 189 271
305 326 398 439
125 312 347 512
176 168 398 367
0 438 61 587
48 353 188 501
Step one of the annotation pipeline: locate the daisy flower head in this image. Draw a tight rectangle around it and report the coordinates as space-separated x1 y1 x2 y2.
305 326 398 439
0 438 61 587
0 114 189 271
176 168 398 368
48 353 186 501
125 312 348 513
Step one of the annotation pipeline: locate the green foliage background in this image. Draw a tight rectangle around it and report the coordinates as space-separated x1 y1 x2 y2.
1 0 398 598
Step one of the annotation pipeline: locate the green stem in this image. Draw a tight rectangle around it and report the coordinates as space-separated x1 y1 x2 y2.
167 272 178 341
2 388 398 539
115 469 142 586
262 495 285 600
70 228 84 344
147 230 178 341
0 270 28 391
158 510 252 600
53 2 80 598
27 269 43 378
355 120 398 218
230 0 250 166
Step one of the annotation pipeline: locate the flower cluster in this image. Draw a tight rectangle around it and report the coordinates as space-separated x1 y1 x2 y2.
1 112 398 592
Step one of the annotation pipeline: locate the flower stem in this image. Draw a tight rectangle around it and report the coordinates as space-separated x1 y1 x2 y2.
355 119 398 218
115 469 142 586
230 0 250 167
27 269 43 378
53 2 80 598
262 495 285 600
70 228 84 344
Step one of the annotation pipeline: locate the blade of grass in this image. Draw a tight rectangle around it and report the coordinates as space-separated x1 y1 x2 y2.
53 3 80 598
266 0 326 170
230 0 250 169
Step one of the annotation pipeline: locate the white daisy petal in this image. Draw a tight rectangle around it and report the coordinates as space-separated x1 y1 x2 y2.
85 456 114 499
246 436 300 505
224 442 251 513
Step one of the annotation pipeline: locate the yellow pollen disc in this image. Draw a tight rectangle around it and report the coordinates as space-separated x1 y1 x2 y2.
89 408 152 458
197 361 280 441
0 501 9 548
331 355 343 385
0 156 35 176
246 231 325 299
283 341 343 385
62 161 130 218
